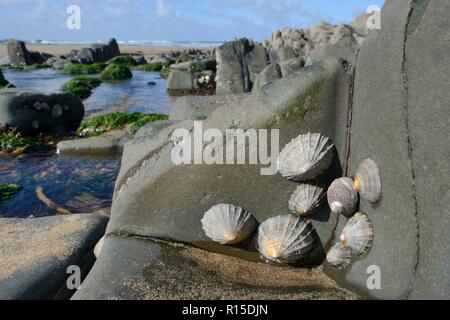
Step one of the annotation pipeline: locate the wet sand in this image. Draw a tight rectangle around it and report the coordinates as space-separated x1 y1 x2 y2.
0 44 210 60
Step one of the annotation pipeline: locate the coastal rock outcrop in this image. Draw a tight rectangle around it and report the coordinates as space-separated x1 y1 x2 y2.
215 38 269 95
6 39 52 67
67 38 121 64
0 89 84 134
0 70 14 89
167 59 217 96
324 0 450 300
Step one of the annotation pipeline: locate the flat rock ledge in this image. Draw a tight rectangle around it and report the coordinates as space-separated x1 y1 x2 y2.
0 214 108 300
72 236 359 300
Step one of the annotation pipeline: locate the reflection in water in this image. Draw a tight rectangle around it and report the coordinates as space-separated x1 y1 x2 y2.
1 68 176 218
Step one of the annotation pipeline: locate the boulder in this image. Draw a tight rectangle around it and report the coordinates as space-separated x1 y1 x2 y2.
170 59 216 72
105 61 351 268
324 0 450 300
72 236 359 300
167 70 194 95
252 63 282 93
0 70 12 88
0 214 108 300
215 38 269 94
0 89 84 134
70 39 121 64
279 58 305 77
269 45 298 64
6 39 52 67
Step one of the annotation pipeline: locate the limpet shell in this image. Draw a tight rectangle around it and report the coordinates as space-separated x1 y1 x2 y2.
354 158 382 203
289 183 324 216
257 214 315 264
201 204 257 245
326 243 352 268
327 177 358 216
340 212 373 255
277 133 334 181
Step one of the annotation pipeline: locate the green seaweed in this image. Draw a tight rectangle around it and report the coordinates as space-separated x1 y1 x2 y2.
160 66 171 79
107 56 138 67
0 183 23 201
77 112 168 136
63 62 107 75
100 65 133 82
0 134 35 151
61 76 102 99
134 62 163 72
130 114 169 135
264 74 327 129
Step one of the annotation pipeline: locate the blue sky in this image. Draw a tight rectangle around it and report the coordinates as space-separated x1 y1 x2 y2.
0 0 385 42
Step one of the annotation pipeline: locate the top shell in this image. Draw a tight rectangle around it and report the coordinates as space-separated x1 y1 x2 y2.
257 214 316 264
201 204 257 245
354 158 382 203
277 133 335 181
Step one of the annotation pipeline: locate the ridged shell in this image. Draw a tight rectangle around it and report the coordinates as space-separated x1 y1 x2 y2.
326 243 352 268
354 158 382 203
201 204 257 245
340 212 373 255
289 184 325 216
257 214 315 264
327 177 358 216
277 133 334 181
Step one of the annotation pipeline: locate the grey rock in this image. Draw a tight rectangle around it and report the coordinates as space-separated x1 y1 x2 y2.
57 129 132 156
72 236 359 300
0 88 84 134
216 38 269 95
279 58 305 77
167 70 194 95
6 39 52 66
107 61 351 267
133 55 147 65
324 0 450 300
170 59 216 72
71 38 121 64
252 63 282 93
0 214 108 300
0 55 11 66
269 46 298 63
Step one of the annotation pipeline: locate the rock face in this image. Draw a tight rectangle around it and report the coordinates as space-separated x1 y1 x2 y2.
0 70 13 88
0 214 108 300
67 39 121 64
0 89 84 134
324 0 450 300
263 21 359 65
6 39 52 67
167 60 217 96
73 236 358 300
216 38 269 95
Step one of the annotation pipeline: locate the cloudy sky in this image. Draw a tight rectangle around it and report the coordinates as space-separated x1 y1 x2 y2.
0 0 384 42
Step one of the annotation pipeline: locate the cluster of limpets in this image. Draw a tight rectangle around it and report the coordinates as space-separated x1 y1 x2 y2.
200 133 382 268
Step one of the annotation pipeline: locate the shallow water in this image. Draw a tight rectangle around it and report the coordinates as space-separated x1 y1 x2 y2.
3 68 175 116
1 68 176 218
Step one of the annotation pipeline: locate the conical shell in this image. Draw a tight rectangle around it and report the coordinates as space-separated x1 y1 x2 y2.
277 133 334 181
201 204 257 245
327 177 358 216
257 215 315 264
289 184 325 216
340 212 373 255
326 243 352 268
354 158 382 203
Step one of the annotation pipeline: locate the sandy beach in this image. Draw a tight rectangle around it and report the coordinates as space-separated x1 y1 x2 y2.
0 44 211 59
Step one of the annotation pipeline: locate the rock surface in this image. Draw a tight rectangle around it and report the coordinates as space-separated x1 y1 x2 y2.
216 38 269 94
0 88 84 134
73 236 359 300
0 214 108 300
324 0 450 300
67 39 120 64
6 39 52 67
57 128 132 156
